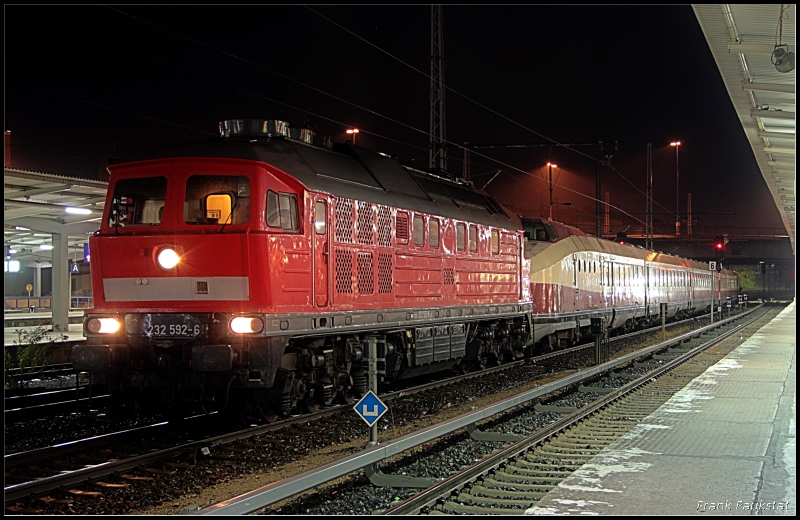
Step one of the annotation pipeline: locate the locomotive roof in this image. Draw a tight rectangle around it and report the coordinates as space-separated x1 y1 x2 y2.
114 137 522 231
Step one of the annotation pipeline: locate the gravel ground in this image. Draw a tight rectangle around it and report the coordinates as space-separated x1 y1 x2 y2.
8 315 725 515
4 408 168 455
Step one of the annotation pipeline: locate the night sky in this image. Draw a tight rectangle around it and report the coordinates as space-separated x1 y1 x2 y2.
5 5 785 231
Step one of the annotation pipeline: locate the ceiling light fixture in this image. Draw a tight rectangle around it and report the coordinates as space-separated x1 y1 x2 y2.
773 5 795 73
65 207 92 215
772 45 795 73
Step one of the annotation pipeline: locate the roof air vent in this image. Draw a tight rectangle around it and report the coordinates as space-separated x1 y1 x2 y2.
219 119 289 138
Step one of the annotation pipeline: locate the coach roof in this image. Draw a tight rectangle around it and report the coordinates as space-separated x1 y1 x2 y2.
114 136 522 231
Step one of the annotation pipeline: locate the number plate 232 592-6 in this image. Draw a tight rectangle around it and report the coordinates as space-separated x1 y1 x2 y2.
145 316 203 338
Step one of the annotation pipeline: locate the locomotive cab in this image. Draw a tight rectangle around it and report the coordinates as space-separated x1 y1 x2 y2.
76 153 309 416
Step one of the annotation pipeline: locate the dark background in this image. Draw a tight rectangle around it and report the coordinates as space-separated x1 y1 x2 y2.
5 5 784 230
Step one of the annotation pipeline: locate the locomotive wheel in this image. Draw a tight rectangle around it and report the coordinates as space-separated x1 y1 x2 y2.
305 400 320 413
338 392 355 405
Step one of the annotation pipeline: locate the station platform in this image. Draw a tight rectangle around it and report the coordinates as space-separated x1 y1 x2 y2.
3 318 86 347
4 309 85 326
529 301 796 515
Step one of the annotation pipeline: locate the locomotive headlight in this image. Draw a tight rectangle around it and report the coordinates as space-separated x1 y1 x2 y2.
230 316 264 334
86 317 121 334
157 247 181 269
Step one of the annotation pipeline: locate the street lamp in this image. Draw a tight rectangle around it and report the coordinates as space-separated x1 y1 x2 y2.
346 128 359 145
670 141 681 235
547 162 557 221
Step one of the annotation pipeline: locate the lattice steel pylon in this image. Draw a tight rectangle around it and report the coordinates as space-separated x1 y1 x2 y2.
429 5 447 171
646 143 653 250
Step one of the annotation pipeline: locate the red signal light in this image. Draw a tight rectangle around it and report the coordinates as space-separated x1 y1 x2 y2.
716 243 723 249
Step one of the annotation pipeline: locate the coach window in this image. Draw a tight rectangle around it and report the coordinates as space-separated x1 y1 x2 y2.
314 201 326 235
429 218 440 248
185 175 250 226
491 230 499 254
469 225 478 253
265 189 299 232
109 176 167 227
456 223 466 251
413 215 424 246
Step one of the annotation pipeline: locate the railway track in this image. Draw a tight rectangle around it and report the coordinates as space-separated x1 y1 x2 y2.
382 305 776 515
3 307 754 513
184 305 770 515
1 310 719 425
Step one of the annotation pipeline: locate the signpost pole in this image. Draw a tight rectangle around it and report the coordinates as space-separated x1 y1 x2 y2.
367 337 378 445
661 302 667 341
709 263 715 325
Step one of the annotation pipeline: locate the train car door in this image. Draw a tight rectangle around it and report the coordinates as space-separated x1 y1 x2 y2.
313 198 329 307
572 254 579 312
644 262 649 318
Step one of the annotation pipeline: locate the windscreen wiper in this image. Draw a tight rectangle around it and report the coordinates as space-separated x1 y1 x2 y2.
220 195 239 234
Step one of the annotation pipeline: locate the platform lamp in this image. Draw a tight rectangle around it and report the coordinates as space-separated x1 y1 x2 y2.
670 141 681 236
346 128 359 145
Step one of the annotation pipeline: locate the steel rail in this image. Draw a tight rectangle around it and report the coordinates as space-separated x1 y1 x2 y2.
194 306 761 515
381 306 770 514
3 307 751 505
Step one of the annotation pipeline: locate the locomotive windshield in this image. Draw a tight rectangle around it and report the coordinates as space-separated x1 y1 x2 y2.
184 175 251 226
523 220 553 242
108 176 167 227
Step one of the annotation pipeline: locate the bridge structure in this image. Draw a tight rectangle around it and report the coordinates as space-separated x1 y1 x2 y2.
574 221 795 268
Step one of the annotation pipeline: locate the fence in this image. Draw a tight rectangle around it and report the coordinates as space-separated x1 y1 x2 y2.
4 296 93 311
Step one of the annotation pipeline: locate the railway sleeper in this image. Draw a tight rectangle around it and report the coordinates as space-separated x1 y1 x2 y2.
493 469 574 484
440 501 520 515
454 491 537 509
503 470 573 481
481 477 558 492
469 484 549 501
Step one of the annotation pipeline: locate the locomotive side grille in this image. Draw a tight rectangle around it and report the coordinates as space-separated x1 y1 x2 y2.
335 198 354 243
357 201 375 245
396 212 409 242
443 267 455 285
377 206 392 247
378 253 393 294
335 248 354 294
357 252 374 294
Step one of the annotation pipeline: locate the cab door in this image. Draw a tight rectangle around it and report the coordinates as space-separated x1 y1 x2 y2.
313 198 329 307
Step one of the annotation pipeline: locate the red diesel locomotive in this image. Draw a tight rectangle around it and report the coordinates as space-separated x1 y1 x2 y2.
73 119 738 417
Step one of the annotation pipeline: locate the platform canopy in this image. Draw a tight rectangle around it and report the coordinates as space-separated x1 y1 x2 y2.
693 4 796 255
4 167 107 266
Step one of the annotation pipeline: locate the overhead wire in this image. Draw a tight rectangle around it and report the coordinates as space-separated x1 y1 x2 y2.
104 6 625 211
6 80 215 139
47 16 430 157
304 5 677 221
66 7 663 226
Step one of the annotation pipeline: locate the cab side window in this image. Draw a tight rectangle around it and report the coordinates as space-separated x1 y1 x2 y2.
266 190 299 232
456 223 466 251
